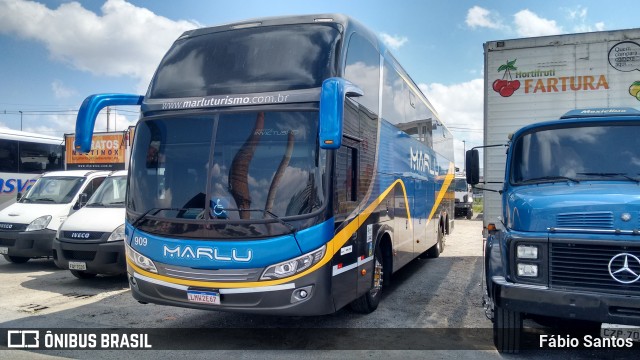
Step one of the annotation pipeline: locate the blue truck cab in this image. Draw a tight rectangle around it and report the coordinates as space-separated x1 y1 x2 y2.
466 108 640 353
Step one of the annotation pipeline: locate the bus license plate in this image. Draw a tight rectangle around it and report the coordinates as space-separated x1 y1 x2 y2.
601 323 640 342
187 290 220 305
0 247 7 255
69 261 87 271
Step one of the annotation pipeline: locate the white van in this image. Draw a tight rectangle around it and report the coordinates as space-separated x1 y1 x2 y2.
53 170 127 278
0 170 111 263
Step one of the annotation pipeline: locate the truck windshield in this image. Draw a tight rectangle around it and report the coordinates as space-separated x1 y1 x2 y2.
128 111 325 221
86 176 127 208
20 177 85 204
454 178 468 191
511 123 640 184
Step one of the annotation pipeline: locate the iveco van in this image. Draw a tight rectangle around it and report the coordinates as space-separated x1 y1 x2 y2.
0 170 110 263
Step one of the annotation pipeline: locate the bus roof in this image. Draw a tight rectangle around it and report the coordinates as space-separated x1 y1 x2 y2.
0 127 63 144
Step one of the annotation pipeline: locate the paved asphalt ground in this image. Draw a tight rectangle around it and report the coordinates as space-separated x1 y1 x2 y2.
0 217 637 359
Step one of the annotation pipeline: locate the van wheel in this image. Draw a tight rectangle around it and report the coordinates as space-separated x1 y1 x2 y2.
350 245 385 314
70 270 97 279
3 254 30 263
493 305 522 353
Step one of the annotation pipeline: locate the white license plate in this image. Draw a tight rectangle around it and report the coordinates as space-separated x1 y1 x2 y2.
187 290 220 305
601 323 640 342
68 261 87 271
0 247 7 255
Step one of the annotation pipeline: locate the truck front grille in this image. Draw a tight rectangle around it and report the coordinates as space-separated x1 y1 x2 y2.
556 212 613 229
550 242 640 295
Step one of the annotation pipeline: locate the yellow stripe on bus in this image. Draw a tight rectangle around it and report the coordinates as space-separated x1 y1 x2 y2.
129 179 412 289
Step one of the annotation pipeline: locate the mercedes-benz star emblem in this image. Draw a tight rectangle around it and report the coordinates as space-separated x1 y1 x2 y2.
608 253 640 284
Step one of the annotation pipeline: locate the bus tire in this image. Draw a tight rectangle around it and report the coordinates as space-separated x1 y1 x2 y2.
350 245 385 314
3 254 30 263
493 305 522 354
70 270 97 279
425 223 444 258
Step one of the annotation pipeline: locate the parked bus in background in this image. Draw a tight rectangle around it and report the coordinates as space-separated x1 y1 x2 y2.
74 14 455 315
0 128 64 210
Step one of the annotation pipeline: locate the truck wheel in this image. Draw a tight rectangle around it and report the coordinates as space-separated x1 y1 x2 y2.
493 305 522 353
466 209 473 220
3 254 30 263
70 270 97 279
350 245 385 313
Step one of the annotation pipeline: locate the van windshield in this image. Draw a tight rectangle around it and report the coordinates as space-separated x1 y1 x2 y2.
20 177 85 204
86 176 127 208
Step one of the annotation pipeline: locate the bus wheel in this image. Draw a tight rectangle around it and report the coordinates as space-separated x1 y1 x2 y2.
3 255 30 263
493 305 522 353
424 223 444 258
70 270 97 279
350 245 385 314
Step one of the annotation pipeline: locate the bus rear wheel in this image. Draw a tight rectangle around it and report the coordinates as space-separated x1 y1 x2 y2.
3 254 30 263
350 245 385 314
424 223 444 258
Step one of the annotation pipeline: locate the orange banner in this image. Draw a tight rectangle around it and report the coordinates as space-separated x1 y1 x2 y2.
65 133 126 170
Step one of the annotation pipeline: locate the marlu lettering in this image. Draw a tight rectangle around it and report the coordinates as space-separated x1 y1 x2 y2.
523 75 609 94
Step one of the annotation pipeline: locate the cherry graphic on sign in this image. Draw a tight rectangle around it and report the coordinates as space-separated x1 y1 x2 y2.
493 59 519 97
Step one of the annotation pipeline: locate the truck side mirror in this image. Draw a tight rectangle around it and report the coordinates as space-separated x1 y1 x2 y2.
318 77 363 149
466 149 480 185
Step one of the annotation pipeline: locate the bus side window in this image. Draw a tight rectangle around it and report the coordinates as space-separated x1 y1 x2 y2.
0 139 19 172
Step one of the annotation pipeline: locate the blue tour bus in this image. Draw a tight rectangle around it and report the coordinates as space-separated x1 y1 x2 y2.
74 14 455 315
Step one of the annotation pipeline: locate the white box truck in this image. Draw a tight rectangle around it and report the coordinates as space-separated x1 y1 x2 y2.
482 28 640 229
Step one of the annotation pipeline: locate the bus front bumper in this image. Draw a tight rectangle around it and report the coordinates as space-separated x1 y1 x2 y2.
127 263 336 316
0 229 56 258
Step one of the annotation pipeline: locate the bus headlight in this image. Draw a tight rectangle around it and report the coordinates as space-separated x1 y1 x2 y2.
261 245 326 280
108 224 126 242
125 243 157 273
26 215 52 231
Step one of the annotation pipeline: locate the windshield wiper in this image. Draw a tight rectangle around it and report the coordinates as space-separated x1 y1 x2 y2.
86 202 106 207
519 176 580 184
227 208 297 235
577 172 640 184
131 207 183 227
33 198 57 202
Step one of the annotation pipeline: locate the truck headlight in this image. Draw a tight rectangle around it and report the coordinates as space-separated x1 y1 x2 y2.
108 224 125 242
517 244 538 259
261 245 326 280
517 263 538 277
26 215 52 231
125 242 157 273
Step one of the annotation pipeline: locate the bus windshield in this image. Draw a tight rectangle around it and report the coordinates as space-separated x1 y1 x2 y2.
128 111 325 221
148 24 340 98
86 176 127 208
21 177 85 204
511 124 640 184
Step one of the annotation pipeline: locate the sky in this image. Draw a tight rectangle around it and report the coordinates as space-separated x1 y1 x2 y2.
0 0 637 168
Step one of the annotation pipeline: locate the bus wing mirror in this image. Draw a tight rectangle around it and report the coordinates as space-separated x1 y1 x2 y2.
319 77 363 149
465 149 480 185
75 93 144 153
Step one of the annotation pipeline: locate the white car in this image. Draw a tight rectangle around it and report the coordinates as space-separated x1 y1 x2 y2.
0 170 111 263
53 170 127 278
